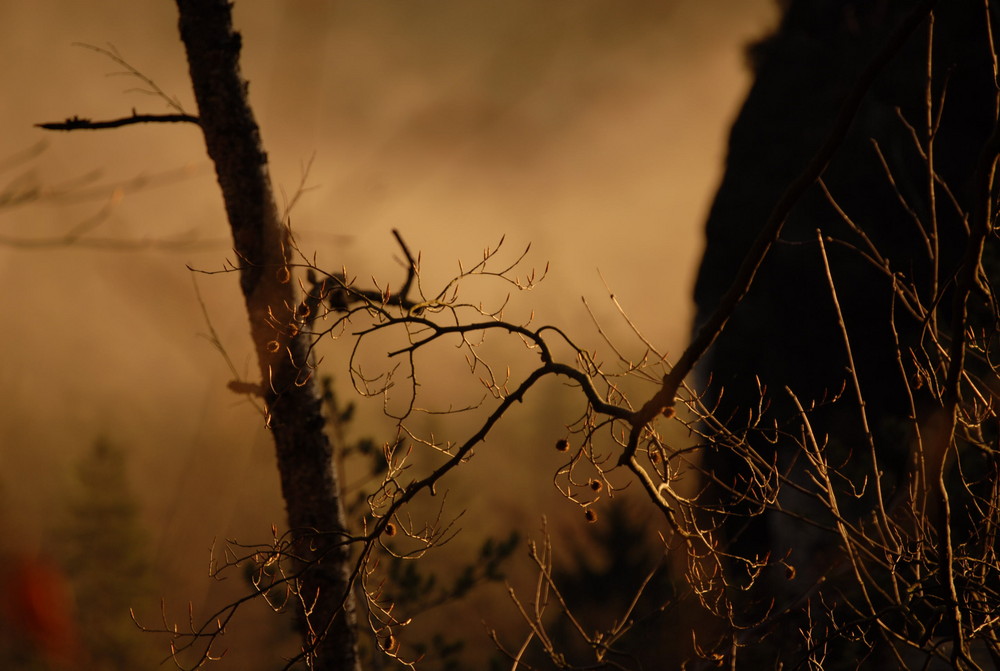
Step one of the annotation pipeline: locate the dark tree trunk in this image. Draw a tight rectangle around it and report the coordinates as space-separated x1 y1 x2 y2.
174 2 361 669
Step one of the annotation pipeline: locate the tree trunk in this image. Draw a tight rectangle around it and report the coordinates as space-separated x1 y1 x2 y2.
174 2 361 669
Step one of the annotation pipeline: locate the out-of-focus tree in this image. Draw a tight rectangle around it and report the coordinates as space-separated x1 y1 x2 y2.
55 438 158 671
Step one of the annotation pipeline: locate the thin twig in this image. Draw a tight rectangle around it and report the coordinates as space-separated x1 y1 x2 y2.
621 0 939 464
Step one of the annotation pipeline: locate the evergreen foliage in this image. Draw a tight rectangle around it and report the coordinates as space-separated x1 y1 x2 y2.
55 438 158 671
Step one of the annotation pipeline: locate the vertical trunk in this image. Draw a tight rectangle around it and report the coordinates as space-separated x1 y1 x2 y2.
174 2 361 669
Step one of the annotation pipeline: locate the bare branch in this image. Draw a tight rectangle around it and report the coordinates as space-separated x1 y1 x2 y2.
36 112 199 131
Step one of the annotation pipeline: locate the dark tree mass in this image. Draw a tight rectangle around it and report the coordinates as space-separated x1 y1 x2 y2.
694 0 999 663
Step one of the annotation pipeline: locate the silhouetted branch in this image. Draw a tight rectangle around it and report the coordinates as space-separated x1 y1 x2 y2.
620 0 940 469
36 112 198 131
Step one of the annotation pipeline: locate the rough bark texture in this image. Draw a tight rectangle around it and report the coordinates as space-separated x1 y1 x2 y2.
175 2 361 669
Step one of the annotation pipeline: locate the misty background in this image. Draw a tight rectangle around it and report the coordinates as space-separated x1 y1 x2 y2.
0 1 775 667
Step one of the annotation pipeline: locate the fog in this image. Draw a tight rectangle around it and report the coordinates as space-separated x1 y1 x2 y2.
0 0 775 666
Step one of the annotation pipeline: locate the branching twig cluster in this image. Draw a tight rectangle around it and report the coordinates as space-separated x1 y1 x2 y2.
35 2 1000 669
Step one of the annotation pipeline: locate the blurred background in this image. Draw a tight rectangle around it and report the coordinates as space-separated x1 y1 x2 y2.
0 1 776 668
